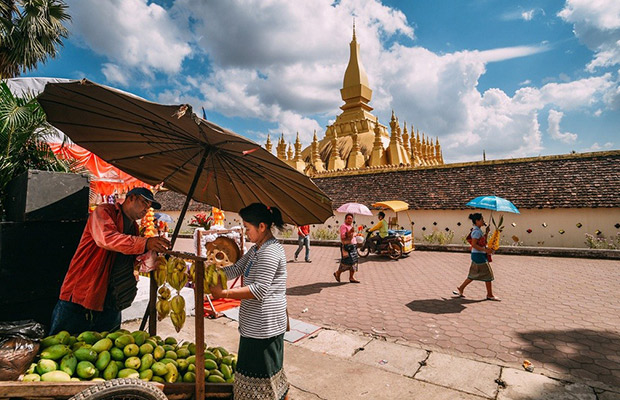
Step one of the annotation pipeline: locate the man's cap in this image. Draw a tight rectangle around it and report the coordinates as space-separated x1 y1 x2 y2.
127 187 161 210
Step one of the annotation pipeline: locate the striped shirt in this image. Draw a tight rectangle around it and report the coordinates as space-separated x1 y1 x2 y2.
223 238 287 339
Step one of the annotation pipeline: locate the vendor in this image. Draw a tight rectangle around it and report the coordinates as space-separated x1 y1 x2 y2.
368 211 389 247
49 188 170 335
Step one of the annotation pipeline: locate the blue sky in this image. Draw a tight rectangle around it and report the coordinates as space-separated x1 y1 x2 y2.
25 0 620 163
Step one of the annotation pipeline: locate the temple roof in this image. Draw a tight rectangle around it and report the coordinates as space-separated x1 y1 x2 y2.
312 151 620 210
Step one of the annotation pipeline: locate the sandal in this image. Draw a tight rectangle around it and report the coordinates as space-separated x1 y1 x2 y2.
333 272 341 282
486 296 501 301
452 289 465 298
349 279 360 283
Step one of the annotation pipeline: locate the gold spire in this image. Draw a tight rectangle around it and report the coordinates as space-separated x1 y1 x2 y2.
265 134 272 154
347 120 365 169
402 122 410 155
340 23 373 112
311 130 325 172
294 132 302 161
369 117 386 166
276 133 286 160
327 127 345 170
287 143 293 161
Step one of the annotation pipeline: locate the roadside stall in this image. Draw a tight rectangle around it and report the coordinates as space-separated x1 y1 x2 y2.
0 80 333 400
371 201 415 254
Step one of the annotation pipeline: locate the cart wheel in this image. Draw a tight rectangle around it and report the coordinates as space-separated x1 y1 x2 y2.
357 245 370 258
68 378 168 400
387 243 402 260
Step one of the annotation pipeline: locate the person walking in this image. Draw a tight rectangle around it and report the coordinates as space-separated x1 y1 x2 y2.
209 203 289 400
49 188 171 334
294 224 311 262
453 212 500 301
334 213 360 283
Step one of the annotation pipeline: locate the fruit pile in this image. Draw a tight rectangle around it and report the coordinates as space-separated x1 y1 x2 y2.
20 329 236 384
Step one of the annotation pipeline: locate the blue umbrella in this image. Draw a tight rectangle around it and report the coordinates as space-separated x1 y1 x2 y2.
154 212 175 223
466 196 520 214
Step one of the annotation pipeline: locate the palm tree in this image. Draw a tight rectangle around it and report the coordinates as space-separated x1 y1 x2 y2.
0 81 75 217
0 0 70 78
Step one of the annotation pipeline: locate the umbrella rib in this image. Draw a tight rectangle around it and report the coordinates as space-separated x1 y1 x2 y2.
106 144 201 163
47 84 200 141
161 147 206 184
41 93 198 143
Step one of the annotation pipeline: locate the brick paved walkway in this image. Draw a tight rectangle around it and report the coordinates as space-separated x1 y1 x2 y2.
282 244 620 388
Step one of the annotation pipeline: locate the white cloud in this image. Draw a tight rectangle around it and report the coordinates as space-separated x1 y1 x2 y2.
558 0 620 71
101 64 129 86
67 0 192 82
500 8 544 21
519 79 532 86
477 45 550 63
522 10 535 21
582 141 614 151
547 110 577 143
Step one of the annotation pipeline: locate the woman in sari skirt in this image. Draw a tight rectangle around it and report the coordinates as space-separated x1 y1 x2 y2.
210 203 289 399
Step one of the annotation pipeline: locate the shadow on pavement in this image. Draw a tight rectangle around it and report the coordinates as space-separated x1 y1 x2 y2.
517 328 620 387
406 297 486 314
287 281 347 296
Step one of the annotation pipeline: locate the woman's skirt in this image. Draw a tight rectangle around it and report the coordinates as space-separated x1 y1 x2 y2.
234 334 289 400
467 261 494 282
339 244 358 272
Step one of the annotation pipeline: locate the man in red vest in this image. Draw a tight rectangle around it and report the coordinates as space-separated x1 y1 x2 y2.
294 225 311 262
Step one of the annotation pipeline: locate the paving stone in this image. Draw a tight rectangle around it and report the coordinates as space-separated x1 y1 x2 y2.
415 352 501 398
296 329 370 358
351 339 428 377
498 368 596 400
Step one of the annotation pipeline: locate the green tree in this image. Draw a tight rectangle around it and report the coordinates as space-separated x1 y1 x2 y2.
0 81 76 217
0 0 70 78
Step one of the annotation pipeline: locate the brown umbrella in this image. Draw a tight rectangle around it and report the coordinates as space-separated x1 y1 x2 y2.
37 80 333 235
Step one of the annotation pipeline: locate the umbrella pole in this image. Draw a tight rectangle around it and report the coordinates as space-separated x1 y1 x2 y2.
169 149 209 249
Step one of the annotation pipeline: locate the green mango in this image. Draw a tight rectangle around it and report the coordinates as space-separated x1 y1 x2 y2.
95 350 111 371
187 342 196 355
116 329 130 334
150 361 168 376
145 338 158 348
139 369 153 381
36 359 58 375
117 368 139 379
203 369 210 379
123 344 140 357
59 353 77 376
162 344 175 352
103 360 119 380
114 361 124 370
151 375 165 383
77 331 102 345
139 354 154 372
207 375 225 383
164 350 177 360
76 361 96 379
153 346 165 360
70 377 80 381
187 364 196 373
131 331 148 346
114 334 135 349
186 355 196 364
74 347 98 363
22 373 41 382
92 338 113 353
176 347 190 359
40 344 71 360
160 358 178 367
41 370 71 382
209 368 224 378
124 356 141 370
105 331 123 342
110 347 125 361
55 331 71 345
212 349 223 361
91 378 105 382
139 343 154 356
26 363 37 374
182 371 196 382
100 331 109 338
40 335 61 349
225 376 234 383
220 363 232 380
71 341 87 352
164 337 177 346
67 336 77 347
215 346 229 357
204 359 218 370
176 358 188 372
164 363 178 383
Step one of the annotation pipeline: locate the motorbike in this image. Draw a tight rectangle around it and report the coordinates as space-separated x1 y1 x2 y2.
357 231 403 260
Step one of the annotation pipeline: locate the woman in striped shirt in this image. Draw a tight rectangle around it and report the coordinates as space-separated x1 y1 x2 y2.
210 203 289 400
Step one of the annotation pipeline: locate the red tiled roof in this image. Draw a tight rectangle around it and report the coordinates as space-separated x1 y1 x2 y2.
313 151 620 210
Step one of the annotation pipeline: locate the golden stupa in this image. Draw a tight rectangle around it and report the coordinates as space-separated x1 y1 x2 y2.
266 24 444 176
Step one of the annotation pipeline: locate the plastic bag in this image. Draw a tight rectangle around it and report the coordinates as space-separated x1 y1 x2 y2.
0 320 45 381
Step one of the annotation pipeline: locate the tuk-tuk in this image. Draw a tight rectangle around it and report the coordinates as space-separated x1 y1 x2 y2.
371 201 414 254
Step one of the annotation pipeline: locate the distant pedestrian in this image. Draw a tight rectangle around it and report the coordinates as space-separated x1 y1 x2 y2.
334 213 360 283
453 213 500 301
294 225 311 262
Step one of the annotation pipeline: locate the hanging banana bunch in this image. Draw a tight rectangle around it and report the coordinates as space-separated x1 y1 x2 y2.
170 294 186 332
170 310 186 333
153 255 167 286
156 291 171 321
